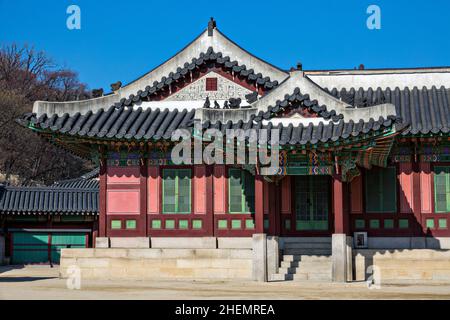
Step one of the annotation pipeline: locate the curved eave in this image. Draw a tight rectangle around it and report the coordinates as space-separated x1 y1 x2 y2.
25 120 399 157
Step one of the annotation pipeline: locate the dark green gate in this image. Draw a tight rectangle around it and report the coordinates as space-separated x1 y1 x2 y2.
11 231 88 264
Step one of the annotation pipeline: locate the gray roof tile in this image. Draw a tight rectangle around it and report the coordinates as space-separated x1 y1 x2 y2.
326 86 450 135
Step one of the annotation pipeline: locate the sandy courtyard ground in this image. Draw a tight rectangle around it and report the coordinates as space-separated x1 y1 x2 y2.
1 265 450 300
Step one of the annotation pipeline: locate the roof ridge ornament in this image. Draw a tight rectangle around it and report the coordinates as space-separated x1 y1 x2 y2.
208 17 216 36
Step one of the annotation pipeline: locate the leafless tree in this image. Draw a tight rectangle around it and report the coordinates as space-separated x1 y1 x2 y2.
0 44 93 186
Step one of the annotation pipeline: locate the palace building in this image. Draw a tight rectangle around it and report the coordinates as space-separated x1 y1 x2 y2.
4 19 450 282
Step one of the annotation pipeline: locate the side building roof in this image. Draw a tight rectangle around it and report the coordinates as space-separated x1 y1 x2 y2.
0 170 99 216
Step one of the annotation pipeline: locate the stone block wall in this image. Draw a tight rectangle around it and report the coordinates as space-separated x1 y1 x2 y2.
354 249 450 283
60 248 253 280
61 236 257 281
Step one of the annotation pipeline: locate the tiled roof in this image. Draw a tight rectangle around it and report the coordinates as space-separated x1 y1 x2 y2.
50 168 99 189
0 170 99 215
201 116 398 146
252 87 345 122
0 185 98 215
19 105 398 146
326 86 450 135
20 107 196 140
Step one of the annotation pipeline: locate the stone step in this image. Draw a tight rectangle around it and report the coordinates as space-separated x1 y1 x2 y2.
292 272 332 282
280 260 332 269
282 254 332 262
284 242 332 249
269 273 294 281
284 248 332 255
278 265 332 275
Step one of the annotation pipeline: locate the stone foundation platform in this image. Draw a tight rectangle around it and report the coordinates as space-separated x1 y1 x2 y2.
354 249 450 283
60 248 253 280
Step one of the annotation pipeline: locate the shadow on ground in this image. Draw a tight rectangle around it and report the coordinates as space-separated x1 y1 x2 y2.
0 276 56 282
0 265 57 282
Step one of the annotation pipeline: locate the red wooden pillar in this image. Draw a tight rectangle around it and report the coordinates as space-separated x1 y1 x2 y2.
98 160 107 237
419 162 433 235
255 175 265 233
333 173 349 234
412 161 423 236
140 160 148 237
205 166 214 236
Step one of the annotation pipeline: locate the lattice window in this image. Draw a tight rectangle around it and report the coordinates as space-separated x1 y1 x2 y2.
205 77 218 91
365 166 397 213
228 168 255 213
162 169 192 214
434 166 450 213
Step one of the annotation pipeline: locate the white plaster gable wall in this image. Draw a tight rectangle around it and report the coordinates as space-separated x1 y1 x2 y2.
262 115 332 126
164 71 253 101
307 70 450 90
252 71 398 123
253 71 351 112
119 28 289 98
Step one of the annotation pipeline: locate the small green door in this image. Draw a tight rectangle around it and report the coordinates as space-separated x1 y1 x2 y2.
11 232 49 264
50 233 87 263
294 176 330 231
11 232 88 264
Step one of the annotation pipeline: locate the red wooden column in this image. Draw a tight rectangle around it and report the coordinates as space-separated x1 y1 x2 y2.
333 173 349 234
140 160 148 237
419 162 433 235
412 161 423 236
255 175 265 233
205 165 214 236
332 171 352 282
98 160 107 237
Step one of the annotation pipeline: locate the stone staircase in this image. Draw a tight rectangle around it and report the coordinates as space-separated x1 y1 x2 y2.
269 238 332 282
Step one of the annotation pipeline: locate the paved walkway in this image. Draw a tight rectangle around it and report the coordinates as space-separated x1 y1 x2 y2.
1 265 450 300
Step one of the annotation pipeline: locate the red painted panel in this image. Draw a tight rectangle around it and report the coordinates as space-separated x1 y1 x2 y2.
194 165 207 214
213 165 226 214
107 166 140 184
281 176 291 214
420 162 432 214
107 190 140 215
263 180 269 215
350 175 363 214
147 166 160 214
399 162 414 214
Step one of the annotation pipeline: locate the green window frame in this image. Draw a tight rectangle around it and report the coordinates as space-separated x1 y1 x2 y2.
365 166 397 213
125 220 136 229
111 220 122 229
228 168 255 214
162 169 192 214
434 166 450 213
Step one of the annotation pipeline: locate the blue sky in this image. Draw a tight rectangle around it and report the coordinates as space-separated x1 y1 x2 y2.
1 0 450 92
